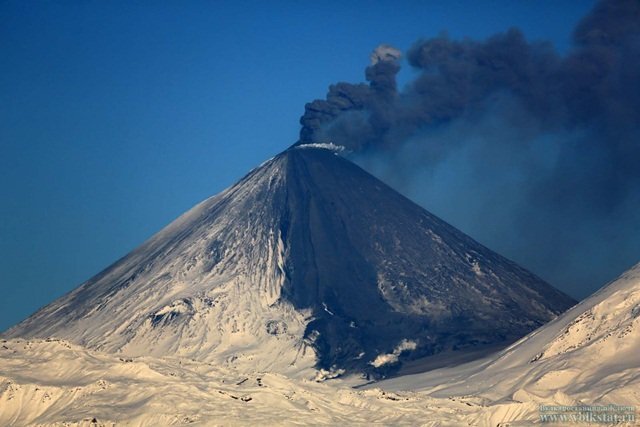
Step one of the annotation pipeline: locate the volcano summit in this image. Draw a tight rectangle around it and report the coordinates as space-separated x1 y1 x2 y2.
4 145 575 374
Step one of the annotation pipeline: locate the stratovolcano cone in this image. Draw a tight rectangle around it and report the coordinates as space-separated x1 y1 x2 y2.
3 145 575 374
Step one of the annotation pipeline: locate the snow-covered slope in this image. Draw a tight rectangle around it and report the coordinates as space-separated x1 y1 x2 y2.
2 146 574 374
3 149 315 375
377 262 640 425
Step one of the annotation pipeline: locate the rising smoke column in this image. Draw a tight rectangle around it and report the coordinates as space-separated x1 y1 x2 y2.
298 0 640 298
298 44 401 150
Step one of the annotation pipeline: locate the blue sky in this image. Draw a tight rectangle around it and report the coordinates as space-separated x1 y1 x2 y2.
0 1 595 331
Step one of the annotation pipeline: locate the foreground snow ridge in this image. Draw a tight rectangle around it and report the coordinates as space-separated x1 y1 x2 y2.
375 261 640 425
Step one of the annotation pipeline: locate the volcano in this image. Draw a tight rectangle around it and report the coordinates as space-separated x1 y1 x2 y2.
3 145 575 374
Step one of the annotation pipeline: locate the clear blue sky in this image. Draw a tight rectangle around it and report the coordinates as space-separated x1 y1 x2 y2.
0 1 595 331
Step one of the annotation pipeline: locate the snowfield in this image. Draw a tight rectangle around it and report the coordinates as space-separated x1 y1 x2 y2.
2 262 639 426
0 338 486 426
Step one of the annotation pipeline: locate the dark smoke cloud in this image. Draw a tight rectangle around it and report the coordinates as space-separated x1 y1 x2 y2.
298 44 401 149
298 0 640 299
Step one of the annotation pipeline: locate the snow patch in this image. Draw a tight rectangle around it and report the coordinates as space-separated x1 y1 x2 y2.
471 261 483 276
295 142 346 153
322 302 334 316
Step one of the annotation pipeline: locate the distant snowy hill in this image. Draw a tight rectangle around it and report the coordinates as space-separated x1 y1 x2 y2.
3 146 574 374
378 262 640 425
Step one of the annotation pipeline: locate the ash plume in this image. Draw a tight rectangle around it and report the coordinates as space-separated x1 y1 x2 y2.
298 0 640 298
298 43 402 150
